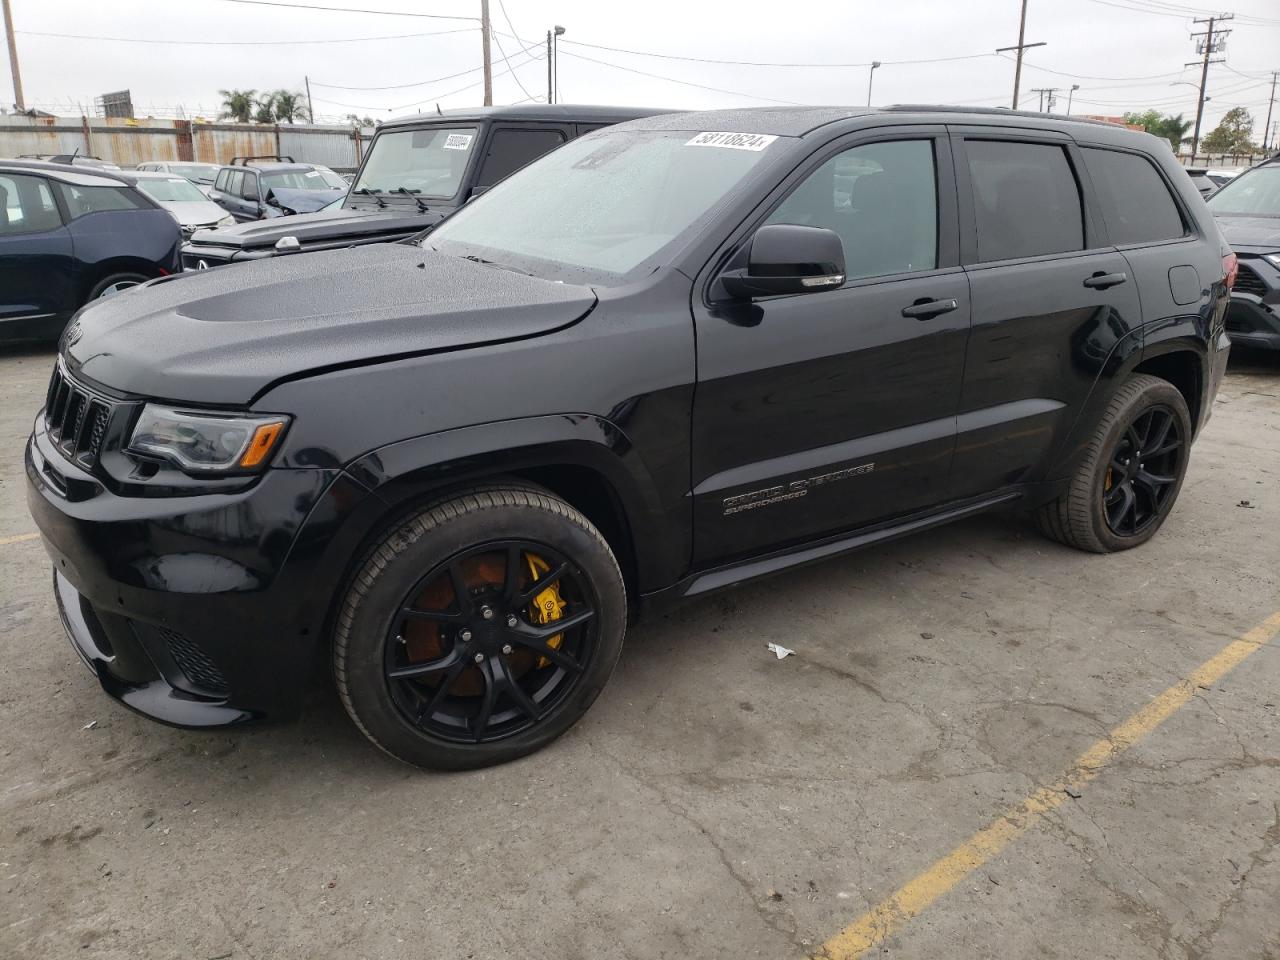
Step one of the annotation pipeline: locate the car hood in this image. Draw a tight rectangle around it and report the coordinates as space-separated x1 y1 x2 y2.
159 199 229 227
1213 214 1280 253
65 244 597 406
186 201 447 251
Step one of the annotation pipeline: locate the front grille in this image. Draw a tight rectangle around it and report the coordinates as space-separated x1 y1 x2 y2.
160 626 230 696
181 251 229 271
44 365 116 468
1235 264 1268 298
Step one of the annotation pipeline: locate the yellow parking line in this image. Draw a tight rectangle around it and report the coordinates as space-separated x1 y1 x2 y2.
0 533 39 547
817 609 1280 959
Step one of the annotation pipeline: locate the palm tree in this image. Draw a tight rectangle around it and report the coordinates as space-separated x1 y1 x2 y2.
253 93 277 125
272 90 310 124
1155 113 1193 152
218 89 257 123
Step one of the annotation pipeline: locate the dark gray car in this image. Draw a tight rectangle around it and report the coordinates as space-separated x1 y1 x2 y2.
1207 156 1280 350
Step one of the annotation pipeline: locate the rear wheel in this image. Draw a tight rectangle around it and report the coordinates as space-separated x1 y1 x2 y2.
334 485 626 770
1035 374 1192 553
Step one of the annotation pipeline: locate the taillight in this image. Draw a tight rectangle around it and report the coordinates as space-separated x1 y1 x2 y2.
1223 252 1238 288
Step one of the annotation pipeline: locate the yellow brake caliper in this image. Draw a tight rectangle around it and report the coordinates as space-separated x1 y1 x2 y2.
526 554 566 667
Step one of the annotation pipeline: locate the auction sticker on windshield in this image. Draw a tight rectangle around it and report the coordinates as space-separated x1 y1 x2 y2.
443 134 474 151
685 132 778 151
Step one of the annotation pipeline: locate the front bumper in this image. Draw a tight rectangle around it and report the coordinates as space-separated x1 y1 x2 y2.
26 418 358 728
1226 257 1280 351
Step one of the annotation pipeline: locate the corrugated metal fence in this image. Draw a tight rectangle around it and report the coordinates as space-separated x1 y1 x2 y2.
0 116 375 171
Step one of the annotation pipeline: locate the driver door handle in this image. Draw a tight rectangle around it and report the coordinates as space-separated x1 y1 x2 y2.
901 297 959 320
1083 271 1128 290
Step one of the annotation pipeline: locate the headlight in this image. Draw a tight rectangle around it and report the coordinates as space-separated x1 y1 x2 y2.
128 405 290 474
216 215 235 227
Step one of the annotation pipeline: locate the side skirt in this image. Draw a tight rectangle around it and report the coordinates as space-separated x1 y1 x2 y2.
639 489 1023 617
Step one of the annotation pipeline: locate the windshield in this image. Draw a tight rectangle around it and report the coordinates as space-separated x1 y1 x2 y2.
424 129 782 283
1207 166 1280 216
136 177 209 203
169 163 218 184
262 168 345 193
353 126 479 199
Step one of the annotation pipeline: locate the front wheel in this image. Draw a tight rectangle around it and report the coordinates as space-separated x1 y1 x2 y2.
87 273 148 301
334 485 626 770
1035 374 1192 553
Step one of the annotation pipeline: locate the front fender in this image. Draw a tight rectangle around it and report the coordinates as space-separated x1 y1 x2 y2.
341 414 687 594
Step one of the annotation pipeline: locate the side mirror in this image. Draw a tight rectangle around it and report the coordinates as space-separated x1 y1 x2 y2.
721 223 846 299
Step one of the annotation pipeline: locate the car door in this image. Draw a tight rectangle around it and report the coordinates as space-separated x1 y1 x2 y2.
0 173 76 335
947 130 1145 500
472 125 570 195
690 129 969 564
222 170 249 220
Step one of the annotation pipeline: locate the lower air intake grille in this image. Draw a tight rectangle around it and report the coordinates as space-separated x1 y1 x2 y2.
160 627 230 696
1234 264 1268 298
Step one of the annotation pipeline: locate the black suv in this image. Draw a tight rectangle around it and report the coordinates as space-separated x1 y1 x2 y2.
1206 155 1280 350
28 107 1232 769
180 104 667 270
1 159 180 344
206 156 347 223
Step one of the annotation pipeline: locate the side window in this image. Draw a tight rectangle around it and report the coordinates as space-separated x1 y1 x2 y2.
765 139 939 281
57 184 146 219
215 169 229 191
475 128 568 189
1081 147 1186 245
240 172 259 200
965 140 1084 262
227 170 245 198
0 174 62 234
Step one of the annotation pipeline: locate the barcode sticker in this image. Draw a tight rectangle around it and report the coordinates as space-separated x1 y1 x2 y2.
443 133 474 151
685 131 778 151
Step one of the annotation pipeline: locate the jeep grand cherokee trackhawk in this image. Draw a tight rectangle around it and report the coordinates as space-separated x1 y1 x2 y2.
27 107 1233 770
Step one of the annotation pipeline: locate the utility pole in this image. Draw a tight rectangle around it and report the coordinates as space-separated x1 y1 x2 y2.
2 0 23 112
304 75 314 124
1263 71 1277 153
866 61 881 106
1187 14 1231 165
1066 83 1080 116
996 0 1045 110
480 0 493 107
546 30 553 105
1030 87 1055 112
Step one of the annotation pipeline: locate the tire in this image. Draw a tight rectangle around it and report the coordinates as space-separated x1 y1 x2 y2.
1035 374 1192 553
334 484 626 770
87 273 149 301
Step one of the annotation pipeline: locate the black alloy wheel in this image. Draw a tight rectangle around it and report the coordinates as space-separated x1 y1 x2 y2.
384 541 598 744
1101 405 1185 538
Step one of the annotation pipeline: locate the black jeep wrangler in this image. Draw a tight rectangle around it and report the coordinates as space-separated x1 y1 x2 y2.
30 106 1233 770
180 104 667 270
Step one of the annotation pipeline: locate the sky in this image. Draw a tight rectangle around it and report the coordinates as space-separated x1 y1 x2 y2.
2 0 1278 142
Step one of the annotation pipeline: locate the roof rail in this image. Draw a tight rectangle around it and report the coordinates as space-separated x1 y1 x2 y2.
229 155 295 165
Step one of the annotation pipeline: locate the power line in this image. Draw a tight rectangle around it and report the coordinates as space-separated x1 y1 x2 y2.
205 0 479 20
549 45 807 105
311 38 539 90
493 0 536 101
15 26 475 45
552 36 995 69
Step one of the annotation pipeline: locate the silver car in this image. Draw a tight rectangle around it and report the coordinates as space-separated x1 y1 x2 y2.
126 171 233 238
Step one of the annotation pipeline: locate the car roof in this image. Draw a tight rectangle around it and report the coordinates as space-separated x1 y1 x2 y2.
619 104 1161 145
0 157 133 187
380 102 674 130
219 161 316 172
124 170 206 181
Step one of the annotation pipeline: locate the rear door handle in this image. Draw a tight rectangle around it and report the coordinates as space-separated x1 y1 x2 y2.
901 297 959 320
1083 271 1128 290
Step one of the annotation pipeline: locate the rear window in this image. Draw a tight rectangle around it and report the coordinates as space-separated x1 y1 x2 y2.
965 140 1084 262
1082 147 1185 245
1207 165 1280 216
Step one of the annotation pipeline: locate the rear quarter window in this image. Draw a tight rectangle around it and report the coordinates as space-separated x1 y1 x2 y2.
57 184 147 219
1082 147 1186 245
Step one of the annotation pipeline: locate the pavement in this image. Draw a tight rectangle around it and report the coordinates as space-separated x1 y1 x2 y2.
2 343 1278 960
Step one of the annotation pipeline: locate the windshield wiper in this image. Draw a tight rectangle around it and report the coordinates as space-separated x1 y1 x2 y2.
390 187 430 212
351 187 386 208
459 253 533 277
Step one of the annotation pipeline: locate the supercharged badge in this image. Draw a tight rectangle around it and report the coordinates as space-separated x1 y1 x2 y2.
723 462 875 515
